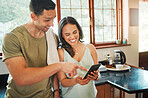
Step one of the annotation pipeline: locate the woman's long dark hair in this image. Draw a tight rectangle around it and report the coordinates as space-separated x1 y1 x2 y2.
58 16 84 57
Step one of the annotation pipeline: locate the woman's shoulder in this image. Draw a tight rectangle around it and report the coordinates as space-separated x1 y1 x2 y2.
86 43 95 49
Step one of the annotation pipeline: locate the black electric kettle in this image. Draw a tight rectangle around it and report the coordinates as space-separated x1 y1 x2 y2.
114 50 126 64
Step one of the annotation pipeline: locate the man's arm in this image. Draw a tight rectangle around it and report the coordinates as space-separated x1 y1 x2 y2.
5 56 87 87
5 56 61 86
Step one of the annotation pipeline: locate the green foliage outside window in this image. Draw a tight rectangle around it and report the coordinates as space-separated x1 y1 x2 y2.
0 0 30 51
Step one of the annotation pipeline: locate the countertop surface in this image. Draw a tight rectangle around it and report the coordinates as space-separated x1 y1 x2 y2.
95 67 148 94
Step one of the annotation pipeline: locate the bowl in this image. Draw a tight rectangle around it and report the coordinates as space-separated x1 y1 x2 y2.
116 64 123 69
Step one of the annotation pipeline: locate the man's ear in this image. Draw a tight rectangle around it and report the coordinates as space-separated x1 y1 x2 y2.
31 12 37 21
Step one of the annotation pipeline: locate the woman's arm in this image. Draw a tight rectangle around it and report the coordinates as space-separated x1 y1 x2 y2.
58 71 90 87
57 71 78 87
87 44 100 81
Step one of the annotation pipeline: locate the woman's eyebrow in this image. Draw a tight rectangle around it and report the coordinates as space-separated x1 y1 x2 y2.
64 32 70 34
64 30 77 34
73 30 77 32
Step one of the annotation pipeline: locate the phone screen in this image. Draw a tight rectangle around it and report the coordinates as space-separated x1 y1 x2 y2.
83 63 100 79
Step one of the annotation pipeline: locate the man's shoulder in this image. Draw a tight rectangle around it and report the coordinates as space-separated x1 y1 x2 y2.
11 25 26 34
6 25 27 38
4 25 27 43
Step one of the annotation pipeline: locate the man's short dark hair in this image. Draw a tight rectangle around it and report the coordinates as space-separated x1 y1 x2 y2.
29 0 56 16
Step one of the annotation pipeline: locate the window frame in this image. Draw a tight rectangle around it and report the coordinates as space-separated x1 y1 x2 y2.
56 0 124 48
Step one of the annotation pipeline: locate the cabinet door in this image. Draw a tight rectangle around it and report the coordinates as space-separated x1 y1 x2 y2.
96 84 113 98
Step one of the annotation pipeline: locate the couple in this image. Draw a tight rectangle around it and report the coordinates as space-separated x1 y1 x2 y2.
2 0 100 98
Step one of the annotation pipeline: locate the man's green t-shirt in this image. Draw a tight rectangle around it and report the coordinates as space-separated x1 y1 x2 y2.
2 25 53 98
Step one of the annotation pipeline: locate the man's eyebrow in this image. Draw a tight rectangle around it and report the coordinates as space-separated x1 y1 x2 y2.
46 15 56 19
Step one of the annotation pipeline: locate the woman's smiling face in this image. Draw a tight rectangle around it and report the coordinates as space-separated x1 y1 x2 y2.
62 23 79 46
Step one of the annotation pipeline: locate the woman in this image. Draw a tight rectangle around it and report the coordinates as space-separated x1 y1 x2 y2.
57 16 100 98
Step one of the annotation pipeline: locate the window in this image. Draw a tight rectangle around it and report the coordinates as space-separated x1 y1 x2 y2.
139 1 148 52
56 0 123 47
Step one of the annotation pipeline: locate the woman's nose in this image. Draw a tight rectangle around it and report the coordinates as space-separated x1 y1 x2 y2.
70 34 75 39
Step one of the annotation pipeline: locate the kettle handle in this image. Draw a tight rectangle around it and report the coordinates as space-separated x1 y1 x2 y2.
120 51 126 64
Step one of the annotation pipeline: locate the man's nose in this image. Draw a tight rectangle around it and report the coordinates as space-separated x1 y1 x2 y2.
48 20 54 27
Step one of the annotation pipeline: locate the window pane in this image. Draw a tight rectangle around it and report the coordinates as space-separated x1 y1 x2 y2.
113 26 117 40
82 9 89 27
82 27 90 43
95 26 104 42
139 1 148 52
82 0 89 8
104 27 112 41
104 10 112 25
94 0 102 9
60 0 70 8
61 9 71 18
71 0 81 8
95 10 103 26
103 0 111 9
71 9 81 24
112 10 116 26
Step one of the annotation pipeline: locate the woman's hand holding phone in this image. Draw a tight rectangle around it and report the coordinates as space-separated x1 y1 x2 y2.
83 64 100 80
87 70 100 81
76 76 90 85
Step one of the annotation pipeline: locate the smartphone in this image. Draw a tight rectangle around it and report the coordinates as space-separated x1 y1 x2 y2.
83 63 101 79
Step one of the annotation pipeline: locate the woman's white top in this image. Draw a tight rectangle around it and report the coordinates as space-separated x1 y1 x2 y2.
61 46 97 98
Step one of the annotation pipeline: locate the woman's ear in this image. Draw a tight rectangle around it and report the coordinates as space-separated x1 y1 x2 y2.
31 12 37 21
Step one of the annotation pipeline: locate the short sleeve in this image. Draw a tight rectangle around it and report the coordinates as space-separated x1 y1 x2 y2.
2 33 22 61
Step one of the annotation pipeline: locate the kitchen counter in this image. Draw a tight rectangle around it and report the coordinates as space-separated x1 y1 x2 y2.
95 67 148 97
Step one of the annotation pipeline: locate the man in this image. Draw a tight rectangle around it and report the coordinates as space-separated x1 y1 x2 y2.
2 0 87 97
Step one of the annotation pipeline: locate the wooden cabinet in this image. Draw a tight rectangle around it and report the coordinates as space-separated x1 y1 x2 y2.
139 52 148 70
96 84 113 98
96 84 125 98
